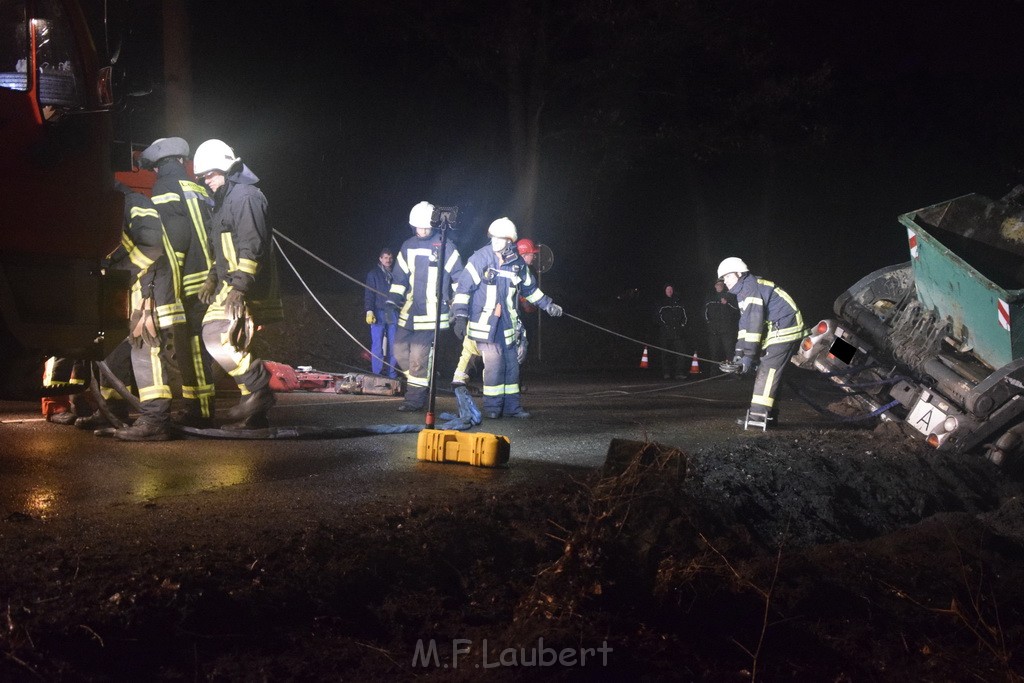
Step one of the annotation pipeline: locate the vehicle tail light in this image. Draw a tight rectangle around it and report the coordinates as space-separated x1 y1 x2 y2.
926 434 940 448
816 321 829 335
802 338 813 351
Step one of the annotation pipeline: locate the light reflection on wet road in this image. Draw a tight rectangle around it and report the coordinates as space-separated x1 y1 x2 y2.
0 372 814 519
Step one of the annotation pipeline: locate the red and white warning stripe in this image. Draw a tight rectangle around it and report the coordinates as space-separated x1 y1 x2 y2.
998 298 1011 332
907 228 919 259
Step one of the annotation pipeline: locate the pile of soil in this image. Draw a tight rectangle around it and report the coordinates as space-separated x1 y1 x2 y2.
2 430 1022 680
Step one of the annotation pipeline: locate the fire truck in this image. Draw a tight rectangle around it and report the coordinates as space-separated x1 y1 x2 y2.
0 0 127 398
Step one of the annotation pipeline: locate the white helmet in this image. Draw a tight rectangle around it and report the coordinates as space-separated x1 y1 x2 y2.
409 201 435 229
487 217 517 241
717 257 749 279
140 137 189 169
192 139 240 176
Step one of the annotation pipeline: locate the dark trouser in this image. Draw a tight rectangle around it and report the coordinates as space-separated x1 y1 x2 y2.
658 332 685 378
478 341 523 416
749 340 799 418
394 327 433 408
176 296 216 418
100 336 175 425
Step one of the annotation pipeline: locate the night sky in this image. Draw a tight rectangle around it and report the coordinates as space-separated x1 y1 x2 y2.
116 0 1024 324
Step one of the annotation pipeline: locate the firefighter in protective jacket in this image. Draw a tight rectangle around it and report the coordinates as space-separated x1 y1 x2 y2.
387 201 464 412
717 257 805 428
192 139 281 430
141 137 217 424
451 218 562 419
76 182 183 440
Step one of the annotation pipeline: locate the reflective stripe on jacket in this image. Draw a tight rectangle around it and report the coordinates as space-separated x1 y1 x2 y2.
729 273 805 357
388 231 463 331
151 161 213 298
207 165 282 324
452 245 550 346
115 192 184 328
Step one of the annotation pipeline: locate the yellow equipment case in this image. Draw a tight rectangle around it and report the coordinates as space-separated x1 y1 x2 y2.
416 430 510 467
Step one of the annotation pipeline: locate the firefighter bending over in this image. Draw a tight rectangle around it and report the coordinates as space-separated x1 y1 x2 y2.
717 257 805 430
451 218 562 419
192 139 282 430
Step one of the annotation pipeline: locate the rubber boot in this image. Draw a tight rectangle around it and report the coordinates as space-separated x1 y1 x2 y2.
113 418 171 442
222 387 275 430
75 402 130 430
48 410 78 426
502 393 530 419
225 387 275 421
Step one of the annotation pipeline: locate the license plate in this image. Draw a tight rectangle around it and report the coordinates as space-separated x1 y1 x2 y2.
906 396 948 436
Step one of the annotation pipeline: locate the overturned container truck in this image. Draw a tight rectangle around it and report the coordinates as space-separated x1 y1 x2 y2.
793 188 1024 468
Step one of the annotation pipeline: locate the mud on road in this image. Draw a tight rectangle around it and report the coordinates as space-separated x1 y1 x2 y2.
2 422 1022 681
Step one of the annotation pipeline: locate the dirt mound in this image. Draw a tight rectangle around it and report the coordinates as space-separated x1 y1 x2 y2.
2 433 1022 680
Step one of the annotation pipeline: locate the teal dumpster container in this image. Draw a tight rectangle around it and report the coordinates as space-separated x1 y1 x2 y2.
899 192 1024 369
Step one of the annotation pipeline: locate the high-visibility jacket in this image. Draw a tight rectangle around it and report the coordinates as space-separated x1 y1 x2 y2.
150 161 213 299
452 245 551 346
108 184 183 329
206 165 282 324
729 272 805 358
388 231 463 331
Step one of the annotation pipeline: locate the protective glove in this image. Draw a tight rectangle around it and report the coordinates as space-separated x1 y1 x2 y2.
129 297 159 349
736 355 755 375
224 288 246 320
197 274 218 305
366 311 377 325
453 316 468 340
545 302 563 317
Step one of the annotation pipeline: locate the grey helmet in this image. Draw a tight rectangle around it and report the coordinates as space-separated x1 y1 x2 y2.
139 137 189 169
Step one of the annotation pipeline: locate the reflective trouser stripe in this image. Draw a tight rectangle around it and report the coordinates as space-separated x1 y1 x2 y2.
749 340 798 413
202 312 269 396
479 341 521 414
453 337 480 383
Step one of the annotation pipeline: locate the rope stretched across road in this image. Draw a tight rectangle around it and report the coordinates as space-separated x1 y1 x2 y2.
563 312 719 363
274 229 719 368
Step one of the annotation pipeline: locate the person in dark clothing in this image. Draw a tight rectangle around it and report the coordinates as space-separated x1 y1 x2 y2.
654 283 688 379
704 279 740 364
74 182 181 441
141 137 217 425
451 218 561 419
192 139 282 430
364 247 398 378
387 201 464 412
717 257 806 429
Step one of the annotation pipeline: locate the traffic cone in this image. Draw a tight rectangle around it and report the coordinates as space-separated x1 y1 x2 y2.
640 347 650 369
689 351 701 375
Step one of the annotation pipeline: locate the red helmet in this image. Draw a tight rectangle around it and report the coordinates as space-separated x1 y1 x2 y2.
516 238 540 255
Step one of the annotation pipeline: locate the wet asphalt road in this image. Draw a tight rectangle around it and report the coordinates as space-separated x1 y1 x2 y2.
0 370 823 520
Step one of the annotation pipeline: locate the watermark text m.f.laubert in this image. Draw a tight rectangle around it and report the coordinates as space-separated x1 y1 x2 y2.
412 638 613 669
